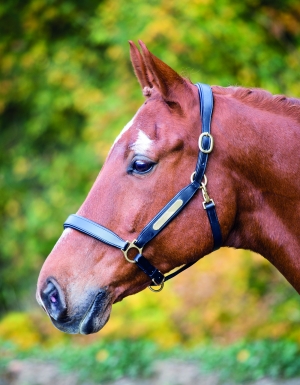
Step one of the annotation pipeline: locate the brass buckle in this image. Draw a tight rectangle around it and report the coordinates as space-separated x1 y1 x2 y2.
122 240 143 264
199 133 214 153
123 242 164 292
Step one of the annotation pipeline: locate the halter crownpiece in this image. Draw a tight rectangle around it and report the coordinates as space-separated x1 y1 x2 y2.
64 83 222 292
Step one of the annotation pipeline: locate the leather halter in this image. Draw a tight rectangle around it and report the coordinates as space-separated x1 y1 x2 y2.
64 83 222 291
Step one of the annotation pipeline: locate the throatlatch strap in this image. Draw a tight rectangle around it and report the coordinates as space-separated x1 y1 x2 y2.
204 201 222 251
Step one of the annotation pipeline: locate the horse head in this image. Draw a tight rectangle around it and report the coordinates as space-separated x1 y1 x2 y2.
36 41 237 334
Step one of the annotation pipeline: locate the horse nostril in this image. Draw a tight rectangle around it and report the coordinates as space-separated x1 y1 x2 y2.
41 279 67 321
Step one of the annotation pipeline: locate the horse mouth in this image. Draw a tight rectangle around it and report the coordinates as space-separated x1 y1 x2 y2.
79 289 112 335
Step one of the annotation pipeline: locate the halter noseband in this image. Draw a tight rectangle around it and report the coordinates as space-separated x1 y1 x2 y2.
63 83 222 292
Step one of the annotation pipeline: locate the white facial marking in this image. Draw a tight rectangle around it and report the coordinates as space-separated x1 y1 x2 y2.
113 115 136 146
52 228 73 251
108 113 154 156
131 130 153 154
107 114 137 157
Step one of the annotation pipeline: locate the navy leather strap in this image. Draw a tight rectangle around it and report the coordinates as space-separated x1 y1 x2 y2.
64 214 129 250
135 181 200 249
164 260 197 282
205 201 222 251
134 254 165 285
194 83 214 183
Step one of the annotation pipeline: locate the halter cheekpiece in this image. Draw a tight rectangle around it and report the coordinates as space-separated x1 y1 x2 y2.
64 83 222 292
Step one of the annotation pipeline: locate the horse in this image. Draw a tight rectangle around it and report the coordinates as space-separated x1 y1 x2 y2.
36 40 300 335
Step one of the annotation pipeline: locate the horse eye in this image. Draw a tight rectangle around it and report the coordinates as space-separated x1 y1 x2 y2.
129 158 156 174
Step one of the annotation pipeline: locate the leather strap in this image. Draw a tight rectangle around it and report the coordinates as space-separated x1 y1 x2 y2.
134 254 165 285
164 260 197 282
135 181 200 249
64 214 129 250
204 201 222 250
194 83 214 183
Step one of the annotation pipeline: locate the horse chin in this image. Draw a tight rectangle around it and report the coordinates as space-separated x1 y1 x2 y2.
79 290 112 335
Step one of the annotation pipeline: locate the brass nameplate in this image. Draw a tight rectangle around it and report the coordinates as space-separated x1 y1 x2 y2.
153 199 183 231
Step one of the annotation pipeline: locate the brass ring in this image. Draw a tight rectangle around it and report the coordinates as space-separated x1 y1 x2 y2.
122 241 143 264
149 281 164 292
199 132 214 153
190 171 196 183
190 172 207 187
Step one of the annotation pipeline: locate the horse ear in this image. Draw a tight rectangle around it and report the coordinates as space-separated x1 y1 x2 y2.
129 41 152 91
137 40 188 103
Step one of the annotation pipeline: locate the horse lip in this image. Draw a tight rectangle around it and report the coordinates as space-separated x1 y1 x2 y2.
79 289 111 335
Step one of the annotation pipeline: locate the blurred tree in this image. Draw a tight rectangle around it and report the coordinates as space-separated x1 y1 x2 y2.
0 0 108 311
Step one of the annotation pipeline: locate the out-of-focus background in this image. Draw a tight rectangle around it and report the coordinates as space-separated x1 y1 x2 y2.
1 0 300 384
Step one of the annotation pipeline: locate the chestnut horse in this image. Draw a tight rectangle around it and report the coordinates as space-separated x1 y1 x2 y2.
37 41 300 335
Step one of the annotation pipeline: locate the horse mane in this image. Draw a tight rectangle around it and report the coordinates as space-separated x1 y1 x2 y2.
212 85 300 123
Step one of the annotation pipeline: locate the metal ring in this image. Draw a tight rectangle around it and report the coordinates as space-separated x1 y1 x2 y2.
191 172 207 187
190 171 196 183
199 133 214 153
149 281 164 292
201 174 207 187
122 241 143 264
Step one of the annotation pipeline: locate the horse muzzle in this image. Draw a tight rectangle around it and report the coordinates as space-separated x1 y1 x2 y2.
37 278 112 334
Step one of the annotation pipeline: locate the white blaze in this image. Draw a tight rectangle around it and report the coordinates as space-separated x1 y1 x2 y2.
131 130 153 154
52 227 73 252
113 115 136 146
109 113 154 156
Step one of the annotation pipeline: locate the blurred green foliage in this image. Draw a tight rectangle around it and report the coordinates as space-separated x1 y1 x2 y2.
47 339 156 382
1 0 300 346
2 337 300 383
0 338 157 382
185 339 300 382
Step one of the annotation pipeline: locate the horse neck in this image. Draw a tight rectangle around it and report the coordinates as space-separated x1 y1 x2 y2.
214 91 300 292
